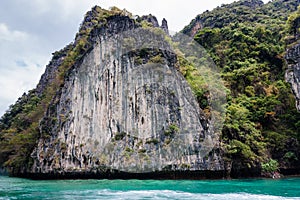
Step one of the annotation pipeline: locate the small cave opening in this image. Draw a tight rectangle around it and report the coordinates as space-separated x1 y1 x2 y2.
141 117 144 124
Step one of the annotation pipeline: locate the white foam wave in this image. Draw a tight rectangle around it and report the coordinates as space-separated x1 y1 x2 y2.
61 190 300 200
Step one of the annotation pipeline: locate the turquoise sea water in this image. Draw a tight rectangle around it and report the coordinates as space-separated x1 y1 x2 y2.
0 176 299 199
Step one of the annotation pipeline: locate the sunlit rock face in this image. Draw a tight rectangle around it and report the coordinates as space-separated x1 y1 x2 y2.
31 15 223 175
286 42 300 111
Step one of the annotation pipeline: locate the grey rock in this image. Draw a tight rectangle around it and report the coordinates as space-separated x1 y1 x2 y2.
139 14 159 27
286 42 300 111
35 45 71 97
161 18 169 35
30 12 224 176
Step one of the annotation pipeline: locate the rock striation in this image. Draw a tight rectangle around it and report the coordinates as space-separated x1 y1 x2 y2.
286 43 300 111
27 6 224 178
161 18 169 35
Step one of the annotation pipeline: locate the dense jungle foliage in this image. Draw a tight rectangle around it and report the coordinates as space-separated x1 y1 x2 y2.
183 0 300 172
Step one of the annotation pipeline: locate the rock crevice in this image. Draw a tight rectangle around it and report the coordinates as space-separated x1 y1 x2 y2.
31 12 223 175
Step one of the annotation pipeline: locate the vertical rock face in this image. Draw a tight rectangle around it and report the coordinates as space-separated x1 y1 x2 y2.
35 45 71 96
286 43 300 111
161 18 169 35
31 13 223 175
285 8 300 111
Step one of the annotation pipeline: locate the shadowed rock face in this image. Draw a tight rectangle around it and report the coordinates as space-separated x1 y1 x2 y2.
139 14 159 28
161 18 169 35
30 14 224 175
286 43 300 111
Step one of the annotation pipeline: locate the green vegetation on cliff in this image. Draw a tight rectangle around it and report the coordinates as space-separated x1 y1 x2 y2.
0 0 300 177
0 6 132 173
0 6 171 175
186 0 300 173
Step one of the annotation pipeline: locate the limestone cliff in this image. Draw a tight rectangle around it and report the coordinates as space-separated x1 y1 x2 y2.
24 6 224 177
286 43 300 111
285 6 300 111
3 1 300 179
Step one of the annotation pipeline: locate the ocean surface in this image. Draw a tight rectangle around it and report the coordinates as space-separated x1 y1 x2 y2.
0 176 299 199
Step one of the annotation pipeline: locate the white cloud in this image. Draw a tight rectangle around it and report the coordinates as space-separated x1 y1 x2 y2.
0 64 45 115
0 23 27 41
0 23 48 116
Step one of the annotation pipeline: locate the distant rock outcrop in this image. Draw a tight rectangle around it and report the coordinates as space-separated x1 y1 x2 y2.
139 14 160 27
161 18 169 35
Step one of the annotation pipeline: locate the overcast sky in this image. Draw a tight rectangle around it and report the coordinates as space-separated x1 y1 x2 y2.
0 0 269 116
